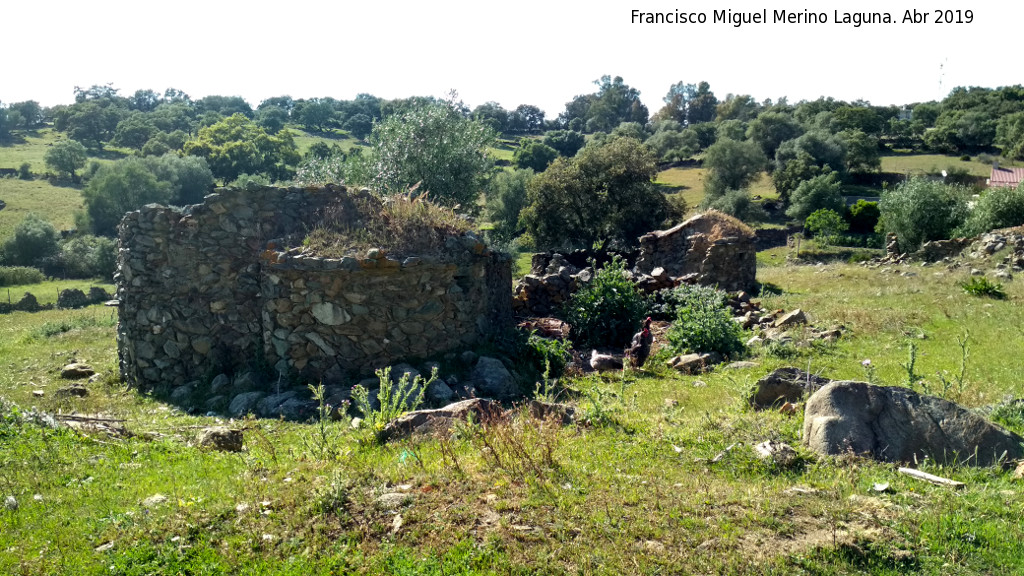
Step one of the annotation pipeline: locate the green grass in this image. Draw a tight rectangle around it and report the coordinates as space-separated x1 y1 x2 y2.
656 167 778 212
0 128 60 171
1 279 114 306
880 153 1003 177
290 127 362 157
3 257 1024 573
0 178 84 240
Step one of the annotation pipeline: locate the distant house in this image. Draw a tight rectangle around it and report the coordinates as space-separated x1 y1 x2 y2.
988 164 1024 189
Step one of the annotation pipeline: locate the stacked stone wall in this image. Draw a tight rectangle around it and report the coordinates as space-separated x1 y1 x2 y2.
116 185 511 392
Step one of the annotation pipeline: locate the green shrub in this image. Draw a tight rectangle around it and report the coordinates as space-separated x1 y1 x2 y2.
0 266 45 286
665 285 745 357
878 177 970 251
845 199 880 234
18 162 31 180
52 235 118 280
519 330 573 379
785 172 844 221
651 283 727 320
702 189 767 223
805 208 850 246
957 183 1024 237
960 276 1006 299
351 366 433 437
563 255 649 348
2 213 59 267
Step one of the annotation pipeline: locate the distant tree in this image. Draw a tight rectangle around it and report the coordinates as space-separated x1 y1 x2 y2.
911 102 941 127
195 95 253 118
141 130 188 157
8 100 44 128
74 83 122 103
838 130 881 173
112 113 158 150
688 122 719 150
610 122 649 142
150 102 197 135
509 104 546 133
62 101 126 147
472 102 509 133
716 94 760 122
294 99 337 132
357 99 497 208
53 235 118 280
926 109 997 152
163 88 191 104
140 154 215 205
1 213 59 267
183 114 300 183
258 96 294 113
831 106 884 135
845 199 880 234
0 103 10 141
702 138 767 198
584 76 649 133
520 137 676 249
703 189 767 223
996 112 1024 160
81 158 174 236
45 139 88 182
558 94 594 131
343 113 373 140
256 106 289 134
686 81 718 124
878 177 969 251
957 183 1024 236
773 131 847 201
785 172 844 221
542 130 585 157
746 111 803 159
652 81 696 124
646 126 699 162
129 89 162 112
513 139 558 172
484 168 534 243
716 119 748 142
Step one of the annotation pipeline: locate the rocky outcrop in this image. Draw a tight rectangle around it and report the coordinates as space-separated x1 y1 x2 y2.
803 381 1024 466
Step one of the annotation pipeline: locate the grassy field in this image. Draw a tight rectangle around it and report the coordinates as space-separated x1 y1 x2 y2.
0 178 84 238
290 127 363 157
879 154 1011 177
656 167 778 210
0 128 60 172
1 278 116 305
2 253 1024 574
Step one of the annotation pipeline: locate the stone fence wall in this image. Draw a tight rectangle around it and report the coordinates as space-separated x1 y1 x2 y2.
116 185 511 392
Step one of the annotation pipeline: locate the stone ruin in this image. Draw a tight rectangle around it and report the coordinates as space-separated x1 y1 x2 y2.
115 185 512 394
513 210 757 316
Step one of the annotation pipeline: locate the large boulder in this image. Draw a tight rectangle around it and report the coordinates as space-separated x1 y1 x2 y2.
379 398 499 442
749 367 832 409
803 381 1024 466
471 357 518 399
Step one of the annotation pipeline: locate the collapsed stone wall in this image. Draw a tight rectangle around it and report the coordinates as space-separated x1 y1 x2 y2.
635 210 757 292
116 185 511 392
513 211 757 316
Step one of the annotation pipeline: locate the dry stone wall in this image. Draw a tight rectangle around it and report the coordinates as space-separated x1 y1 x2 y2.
116 185 512 392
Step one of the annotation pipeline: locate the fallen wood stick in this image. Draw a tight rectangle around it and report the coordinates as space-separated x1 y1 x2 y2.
898 467 965 489
55 415 126 424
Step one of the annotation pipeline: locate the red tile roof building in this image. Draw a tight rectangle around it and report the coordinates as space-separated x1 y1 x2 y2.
989 166 1024 188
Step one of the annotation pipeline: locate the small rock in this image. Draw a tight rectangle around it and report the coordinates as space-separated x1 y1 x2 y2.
32 390 44 398
1013 461 1024 481
228 391 265 417
375 492 412 510
95 542 115 553
196 427 243 452
754 440 798 466
55 384 88 398
725 361 759 370
4 496 17 511
141 494 168 508
210 374 231 395
471 357 517 399
669 352 721 374
774 309 808 328
60 363 95 380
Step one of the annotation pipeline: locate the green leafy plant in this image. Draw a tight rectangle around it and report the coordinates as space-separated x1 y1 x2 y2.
350 366 434 437
960 276 1006 299
805 208 850 247
563 255 649 348
664 285 745 357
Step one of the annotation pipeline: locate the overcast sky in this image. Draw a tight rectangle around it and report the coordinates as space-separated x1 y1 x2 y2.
3 0 1019 116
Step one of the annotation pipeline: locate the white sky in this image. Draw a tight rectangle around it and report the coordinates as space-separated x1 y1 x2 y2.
2 0 1020 117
